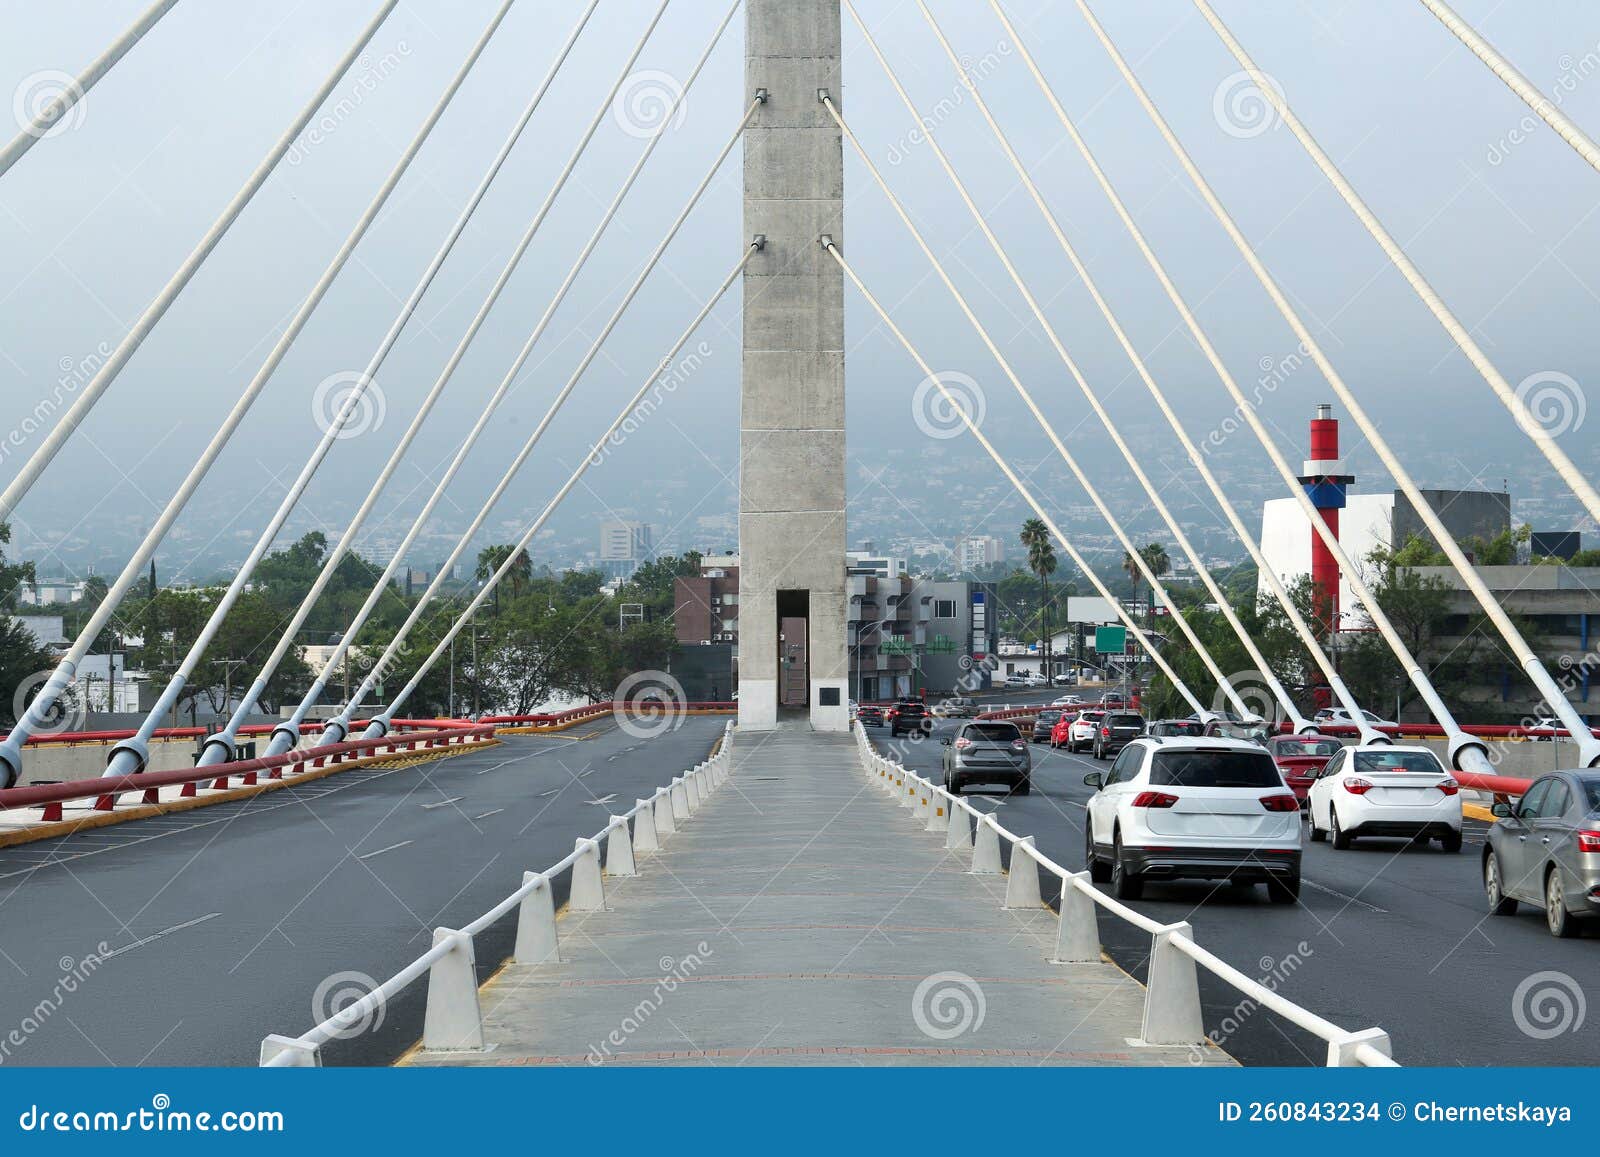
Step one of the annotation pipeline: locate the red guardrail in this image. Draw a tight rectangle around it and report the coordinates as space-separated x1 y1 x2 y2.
0 723 497 821
481 701 737 726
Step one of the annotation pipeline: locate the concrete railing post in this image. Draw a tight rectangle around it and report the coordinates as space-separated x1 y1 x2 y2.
1052 873 1101 963
633 799 659 853
606 816 637 877
513 873 560 965
671 778 690 822
422 928 484 1052
685 769 702 813
945 805 972 852
569 838 606 911
970 813 1002 874
1004 836 1043 909
926 791 950 832
259 1035 320 1067
899 775 916 810
655 788 677 837
1140 922 1204 1046
1327 1027 1393 1067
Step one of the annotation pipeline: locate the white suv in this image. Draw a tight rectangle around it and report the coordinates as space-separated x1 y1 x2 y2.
1306 745 1462 852
1082 737 1302 902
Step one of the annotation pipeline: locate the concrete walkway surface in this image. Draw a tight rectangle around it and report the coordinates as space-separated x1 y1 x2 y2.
405 728 1233 1067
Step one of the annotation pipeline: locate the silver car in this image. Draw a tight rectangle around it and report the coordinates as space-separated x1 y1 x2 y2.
1484 771 1600 938
942 721 1031 796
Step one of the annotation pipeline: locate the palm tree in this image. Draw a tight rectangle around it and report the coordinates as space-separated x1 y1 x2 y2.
476 544 532 610
1122 543 1171 630
1019 519 1057 683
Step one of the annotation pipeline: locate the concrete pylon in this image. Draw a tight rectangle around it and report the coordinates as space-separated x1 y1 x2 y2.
738 0 848 732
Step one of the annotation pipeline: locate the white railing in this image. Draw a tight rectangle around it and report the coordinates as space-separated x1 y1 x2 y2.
853 725 1397 1068
258 723 736 1066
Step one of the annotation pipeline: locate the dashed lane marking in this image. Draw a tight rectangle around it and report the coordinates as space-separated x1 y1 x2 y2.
103 913 221 959
420 797 465 811
358 841 413 860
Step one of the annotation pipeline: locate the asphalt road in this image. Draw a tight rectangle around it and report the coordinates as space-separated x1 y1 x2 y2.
871 715 1600 1068
0 715 723 1067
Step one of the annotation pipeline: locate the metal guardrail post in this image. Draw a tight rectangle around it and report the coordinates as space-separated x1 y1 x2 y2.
633 798 659 853
513 873 560 964
569 838 606 911
945 805 972 852
422 928 484 1052
1052 873 1102 963
258 1034 320 1067
670 777 690 822
1327 1027 1392 1067
1003 836 1043 909
1140 922 1204 1046
655 788 677 837
970 813 1002 874
605 816 637 877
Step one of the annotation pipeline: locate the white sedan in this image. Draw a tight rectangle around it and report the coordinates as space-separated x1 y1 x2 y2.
1306 745 1462 852
1052 695 1083 708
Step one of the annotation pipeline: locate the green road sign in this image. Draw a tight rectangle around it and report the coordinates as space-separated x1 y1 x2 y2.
1094 626 1127 655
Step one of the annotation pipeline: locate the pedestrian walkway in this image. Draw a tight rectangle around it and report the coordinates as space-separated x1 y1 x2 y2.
404 727 1232 1067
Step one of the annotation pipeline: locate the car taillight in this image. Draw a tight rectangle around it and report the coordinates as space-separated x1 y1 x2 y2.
1259 794 1299 812
1011 739 1027 750
1437 779 1460 796
1575 829 1600 854
953 737 972 749
1131 791 1179 808
1101 726 1111 736
1343 777 1374 795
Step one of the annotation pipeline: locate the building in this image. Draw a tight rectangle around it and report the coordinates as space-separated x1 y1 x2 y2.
673 557 740 648
844 551 907 578
848 575 998 700
17 580 87 607
9 614 66 649
597 520 654 581
1404 564 1598 723
956 535 1004 571
1532 531 1582 562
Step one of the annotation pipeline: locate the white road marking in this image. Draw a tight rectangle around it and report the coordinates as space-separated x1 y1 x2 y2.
421 797 464 810
472 809 504 821
584 795 618 806
1302 877 1388 913
357 841 413 860
103 913 221 959
539 789 561 798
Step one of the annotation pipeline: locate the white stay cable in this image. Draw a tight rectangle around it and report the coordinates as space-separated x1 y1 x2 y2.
826 238 1204 718
1420 0 1600 174
1191 0 1600 536
308 98 761 749
203 0 659 759
210 0 739 764
974 1 1375 738
865 0 1285 725
0 0 400 525
1074 0 1553 771
373 243 760 731
0 0 181 179
77 0 527 779
822 92 1215 719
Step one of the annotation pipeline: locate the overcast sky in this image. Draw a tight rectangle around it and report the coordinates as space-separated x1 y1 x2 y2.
3 0 1599 579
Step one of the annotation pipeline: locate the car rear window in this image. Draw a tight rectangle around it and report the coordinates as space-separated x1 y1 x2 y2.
966 723 1020 741
1581 777 1600 812
1080 710 1104 721
1149 750 1283 788
1036 710 1060 723
1273 738 1341 757
1107 713 1143 727
1352 750 1445 775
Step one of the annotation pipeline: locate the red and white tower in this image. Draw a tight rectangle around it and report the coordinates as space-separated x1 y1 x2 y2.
1298 404 1353 638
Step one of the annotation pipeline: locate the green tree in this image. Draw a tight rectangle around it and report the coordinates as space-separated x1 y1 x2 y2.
476 544 532 604
1019 519 1057 680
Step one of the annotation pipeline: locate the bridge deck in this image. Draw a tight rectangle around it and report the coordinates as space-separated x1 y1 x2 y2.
406 728 1231 1067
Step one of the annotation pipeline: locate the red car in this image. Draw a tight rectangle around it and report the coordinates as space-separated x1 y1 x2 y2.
1048 714 1074 748
1267 735 1343 805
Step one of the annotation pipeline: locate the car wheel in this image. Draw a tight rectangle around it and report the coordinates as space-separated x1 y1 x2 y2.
1547 868 1579 939
1439 828 1462 854
947 775 962 797
1484 851 1517 916
1266 872 1301 904
1330 806 1352 850
1111 833 1143 900
1308 810 1325 842
1084 824 1111 883
1014 778 1031 797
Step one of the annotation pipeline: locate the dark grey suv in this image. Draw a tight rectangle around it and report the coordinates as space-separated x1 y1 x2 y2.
1092 712 1146 760
942 721 1031 796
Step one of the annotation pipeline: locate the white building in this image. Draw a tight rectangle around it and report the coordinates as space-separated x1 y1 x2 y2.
17 580 87 606
1258 492 1395 625
956 534 1004 570
845 551 907 578
598 520 653 561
